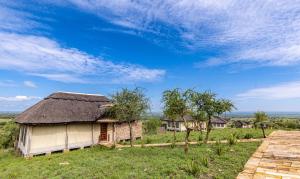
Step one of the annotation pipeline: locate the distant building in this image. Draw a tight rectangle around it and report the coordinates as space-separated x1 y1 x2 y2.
161 115 206 132
211 116 230 128
16 92 142 157
232 120 252 128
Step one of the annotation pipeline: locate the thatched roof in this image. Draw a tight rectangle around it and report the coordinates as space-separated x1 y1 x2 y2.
16 92 112 124
211 116 230 124
162 114 195 122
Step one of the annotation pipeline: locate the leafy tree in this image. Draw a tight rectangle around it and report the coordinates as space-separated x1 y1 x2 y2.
0 121 19 149
184 90 208 141
110 88 150 147
185 91 235 143
144 117 161 135
162 89 190 153
254 112 268 138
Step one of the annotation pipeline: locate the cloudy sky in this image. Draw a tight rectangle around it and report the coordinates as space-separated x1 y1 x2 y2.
1 0 300 112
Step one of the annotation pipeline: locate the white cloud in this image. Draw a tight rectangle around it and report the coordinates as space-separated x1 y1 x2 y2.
236 81 300 100
0 80 17 87
0 32 165 83
0 96 41 102
0 95 41 111
24 81 37 88
0 3 165 84
50 0 300 67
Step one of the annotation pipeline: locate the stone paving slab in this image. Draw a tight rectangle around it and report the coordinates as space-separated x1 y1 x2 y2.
237 130 300 179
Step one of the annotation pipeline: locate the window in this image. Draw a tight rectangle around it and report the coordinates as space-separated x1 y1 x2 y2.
176 122 179 128
168 122 171 127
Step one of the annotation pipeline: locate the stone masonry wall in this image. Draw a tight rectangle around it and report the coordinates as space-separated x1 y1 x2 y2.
115 121 142 142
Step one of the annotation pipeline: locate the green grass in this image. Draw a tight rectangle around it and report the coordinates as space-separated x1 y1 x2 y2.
0 142 260 178
131 128 274 144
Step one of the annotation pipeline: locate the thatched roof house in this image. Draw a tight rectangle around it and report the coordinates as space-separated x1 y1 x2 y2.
161 115 206 132
16 92 142 157
211 116 230 128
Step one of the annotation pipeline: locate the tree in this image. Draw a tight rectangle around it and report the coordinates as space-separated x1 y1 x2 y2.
110 88 150 147
162 89 190 153
185 91 235 143
254 112 268 138
184 90 208 141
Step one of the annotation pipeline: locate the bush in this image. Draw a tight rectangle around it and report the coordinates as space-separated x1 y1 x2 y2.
228 134 237 146
143 118 161 135
200 156 209 167
185 158 201 177
214 140 223 156
0 121 19 149
244 133 253 139
145 138 152 144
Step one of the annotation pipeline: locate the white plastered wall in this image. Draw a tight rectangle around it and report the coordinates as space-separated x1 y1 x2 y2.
67 123 93 148
30 125 65 155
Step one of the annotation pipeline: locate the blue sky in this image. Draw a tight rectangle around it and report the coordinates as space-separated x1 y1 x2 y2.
1 0 300 112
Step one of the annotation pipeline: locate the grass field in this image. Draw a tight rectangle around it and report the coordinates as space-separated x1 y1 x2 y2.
128 128 274 144
0 141 260 178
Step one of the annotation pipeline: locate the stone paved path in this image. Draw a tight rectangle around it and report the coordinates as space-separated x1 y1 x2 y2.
237 130 300 179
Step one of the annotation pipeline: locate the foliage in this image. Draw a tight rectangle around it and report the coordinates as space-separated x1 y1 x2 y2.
214 140 223 156
0 142 260 178
126 128 274 145
184 90 235 143
184 158 202 177
244 133 253 139
110 88 149 147
0 121 19 149
228 134 237 145
143 117 161 135
162 88 191 153
254 111 269 138
162 89 189 145
200 156 209 167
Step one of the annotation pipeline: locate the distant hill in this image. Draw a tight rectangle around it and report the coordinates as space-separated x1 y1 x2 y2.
228 112 300 119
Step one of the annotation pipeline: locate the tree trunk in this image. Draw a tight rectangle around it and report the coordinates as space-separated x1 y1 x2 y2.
204 118 212 144
198 123 203 141
184 128 191 154
128 121 133 147
172 120 176 143
261 124 266 138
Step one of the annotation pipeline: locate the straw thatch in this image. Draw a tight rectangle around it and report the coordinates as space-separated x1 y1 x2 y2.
161 114 194 122
16 92 112 124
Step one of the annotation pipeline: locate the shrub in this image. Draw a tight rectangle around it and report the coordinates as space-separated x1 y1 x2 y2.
198 134 203 142
228 134 237 146
214 140 223 156
185 158 201 177
244 133 253 139
0 121 19 149
200 156 209 167
143 118 161 135
145 138 152 144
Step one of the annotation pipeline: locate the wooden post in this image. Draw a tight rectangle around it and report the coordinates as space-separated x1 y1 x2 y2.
64 124 69 152
113 123 116 145
26 126 32 156
91 123 94 145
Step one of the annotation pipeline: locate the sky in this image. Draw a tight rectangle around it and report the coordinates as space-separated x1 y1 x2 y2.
1 0 300 112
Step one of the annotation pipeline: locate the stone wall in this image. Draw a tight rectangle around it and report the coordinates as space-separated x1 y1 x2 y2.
115 121 142 141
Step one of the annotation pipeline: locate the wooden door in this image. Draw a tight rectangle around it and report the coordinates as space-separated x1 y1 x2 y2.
100 123 108 141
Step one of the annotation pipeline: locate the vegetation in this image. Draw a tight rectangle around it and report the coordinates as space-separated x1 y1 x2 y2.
162 89 188 150
184 90 235 144
0 121 18 149
254 112 269 138
109 88 150 147
143 117 161 135
128 128 274 144
0 142 260 178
